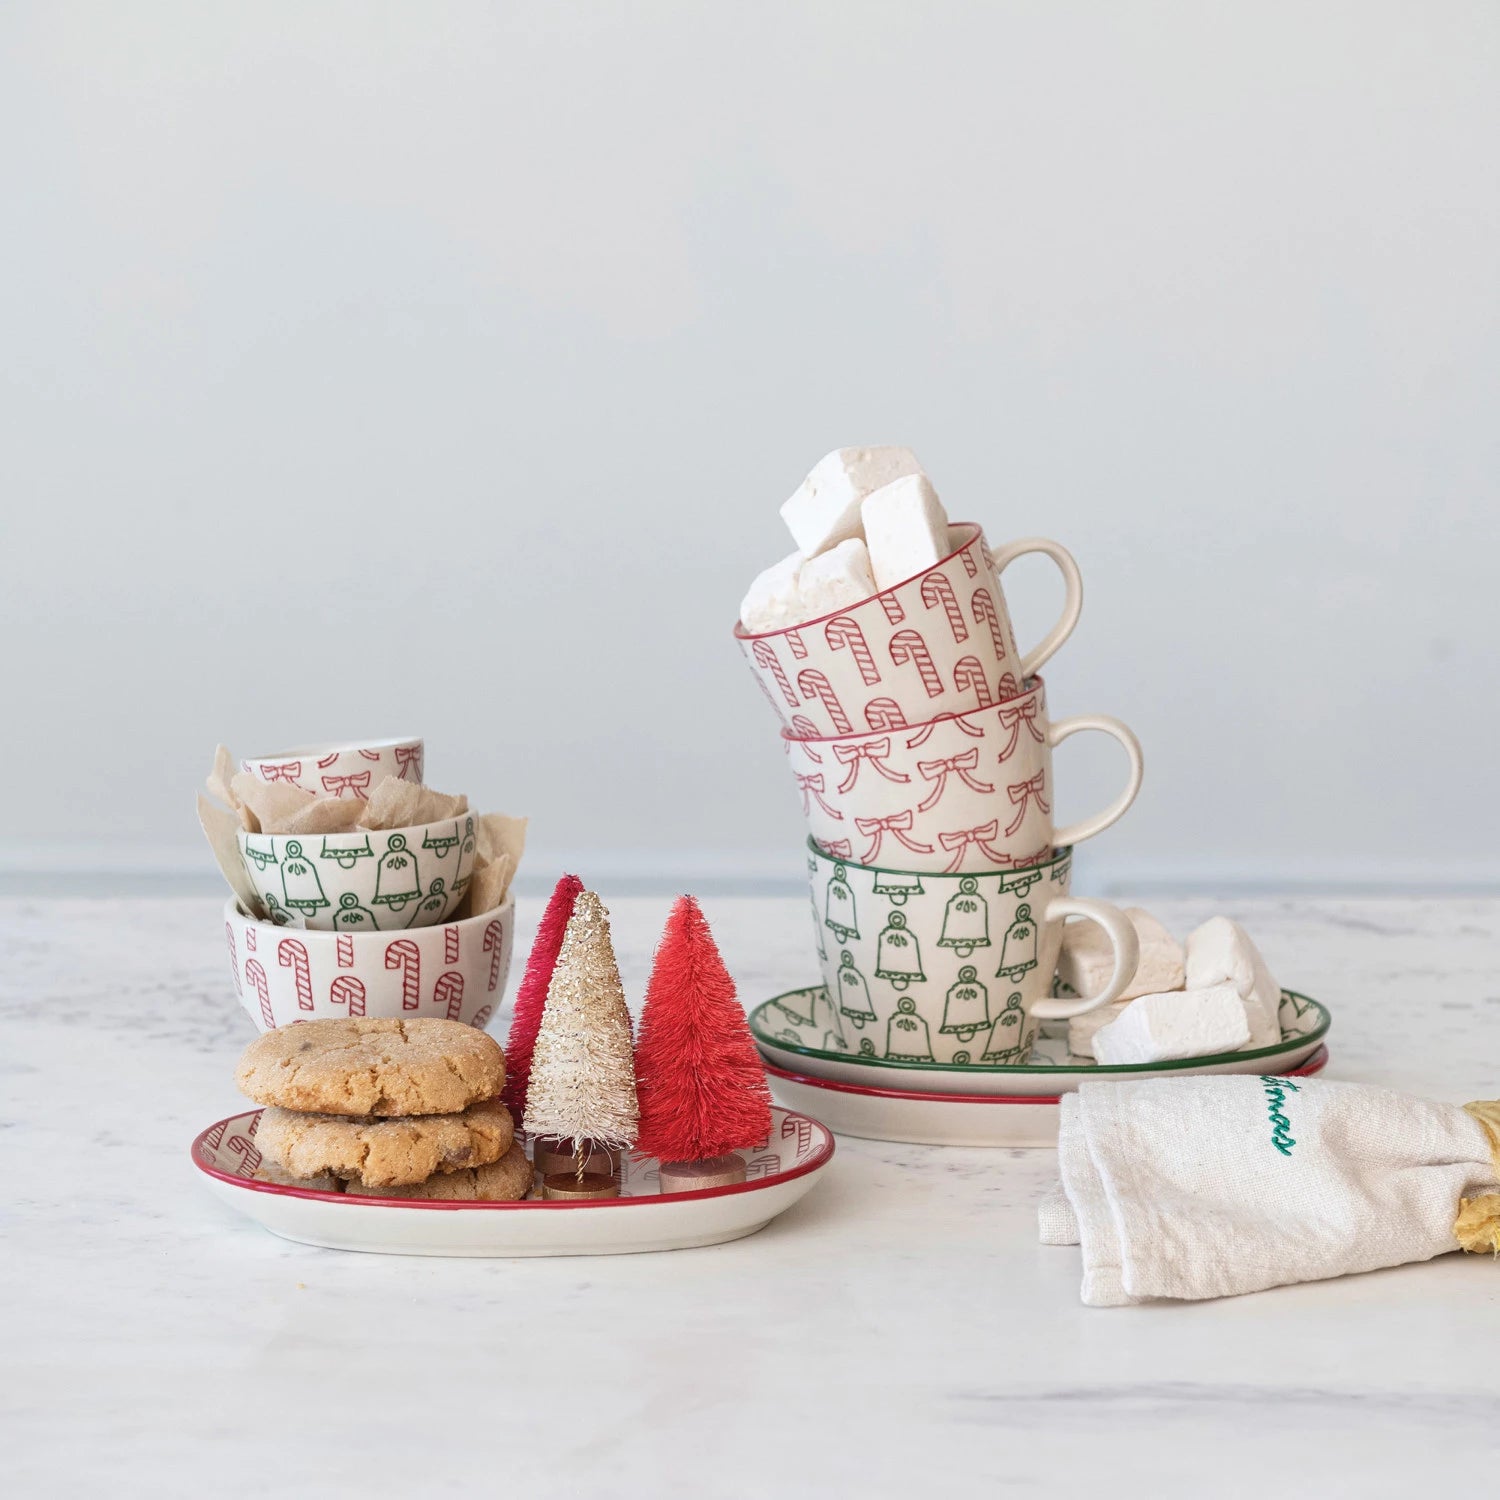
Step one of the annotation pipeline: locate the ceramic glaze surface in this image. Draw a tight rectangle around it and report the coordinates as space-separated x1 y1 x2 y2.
5 893 1497 1496
239 737 424 797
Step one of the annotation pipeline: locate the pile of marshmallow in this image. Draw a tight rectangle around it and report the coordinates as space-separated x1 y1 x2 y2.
739 447 945 632
1057 911 1284 1066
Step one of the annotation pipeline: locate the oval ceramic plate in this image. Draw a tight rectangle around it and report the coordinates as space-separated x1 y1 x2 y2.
752 986 1331 1097
765 1048 1331 1148
193 1106 833 1257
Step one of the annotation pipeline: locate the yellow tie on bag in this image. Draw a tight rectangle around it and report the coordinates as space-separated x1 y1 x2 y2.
1456 1101 1500 1255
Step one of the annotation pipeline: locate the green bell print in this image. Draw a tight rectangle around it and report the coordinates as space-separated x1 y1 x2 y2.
279 840 329 916
938 877 990 957
332 891 378 932
1000 866 1043 901
263 893 292 926
836 951 877 1027
406 876 449 928
885 997 935 1063
824 863 859 943
996 902 1039 981
872 870 924 907
242 836 277 873
811 985 849 1052
422 821 460 859
940 965 992 1041
320 834 373 871
453 819 477 900
372 833 422 912
875 910 925 990
981 992 1030 1063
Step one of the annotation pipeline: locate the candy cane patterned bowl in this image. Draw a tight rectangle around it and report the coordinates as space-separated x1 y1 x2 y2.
734 523 1083 739
237 815 476 932
240 737 424 798
806 840 1141 1070
191 1105 834 1256
784 676 1142 874
223 894 515 1032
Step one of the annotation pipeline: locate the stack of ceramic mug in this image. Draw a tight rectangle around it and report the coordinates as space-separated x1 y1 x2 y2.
736 524 1147 1071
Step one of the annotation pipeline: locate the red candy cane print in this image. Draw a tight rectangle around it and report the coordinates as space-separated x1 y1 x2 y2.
244 924 257 952
920 573 968 642
385 939 421 1010
226 924 242 997
953 656 996 708
277 938 313 1011
244 958 273 1028
471 1004 493 1031
434 971 465 1021
796 669 852 733
753 639 800 708
889 630 942 698
445 927 460 964
863 698 908 732
202 1120 228 1152
998 671 1021 700
877 591 905 625
785 628 808 660
337 934 354 968
483 919 505 992
824 616 881 685
329 975 367 1017
226 1135 262 1177
788 713 823 741
971 588 1006 659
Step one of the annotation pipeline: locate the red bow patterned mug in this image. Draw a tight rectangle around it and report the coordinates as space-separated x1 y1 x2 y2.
785 677 1142 875
734 524 1082 739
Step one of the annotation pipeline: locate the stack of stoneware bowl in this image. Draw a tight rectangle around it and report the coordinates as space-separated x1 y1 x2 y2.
220 737 516 1033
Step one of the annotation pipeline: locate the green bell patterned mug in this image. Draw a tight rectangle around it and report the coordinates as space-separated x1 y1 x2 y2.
237 816 477 933
806 839 1139 1068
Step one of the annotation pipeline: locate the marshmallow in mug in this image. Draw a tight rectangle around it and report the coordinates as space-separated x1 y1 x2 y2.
806 840 1139 1070
780 446 924 557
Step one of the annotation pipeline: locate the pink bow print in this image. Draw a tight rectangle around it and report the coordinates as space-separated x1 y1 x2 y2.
916 746 995 812
1004 770 1050 835
995 697 1044 759
258 761 302 784
795 771 843 819
937 819 1013 874
833 737 911 793
854 810 935 865
321 770 372 800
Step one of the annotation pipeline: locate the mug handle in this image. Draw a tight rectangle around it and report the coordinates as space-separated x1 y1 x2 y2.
988 537 1084 679
1029 897 1140 1020
1046 716 1144 850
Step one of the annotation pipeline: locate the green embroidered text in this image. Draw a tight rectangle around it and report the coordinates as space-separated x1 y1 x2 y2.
1259 1075 1300 1157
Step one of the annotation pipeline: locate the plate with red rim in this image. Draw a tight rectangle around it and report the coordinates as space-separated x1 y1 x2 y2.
765 1048 1331 1148
193 1105 834 1257
751 986 1331 1097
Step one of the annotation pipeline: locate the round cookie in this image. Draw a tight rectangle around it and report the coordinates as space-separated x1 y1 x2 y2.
344 1143 534 1201
257 1098 514 1188
236 1017 505 1117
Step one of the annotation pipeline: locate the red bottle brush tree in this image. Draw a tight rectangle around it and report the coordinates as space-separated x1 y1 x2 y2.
501 873 583 1122
634 896 772 1164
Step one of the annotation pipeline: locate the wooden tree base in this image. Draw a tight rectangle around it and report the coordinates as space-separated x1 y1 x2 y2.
657 1155 747 1194
531 1136 620 1179
541 1172 620 1202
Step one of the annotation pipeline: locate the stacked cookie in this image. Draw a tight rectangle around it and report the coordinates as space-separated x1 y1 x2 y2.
236 1017 531 1200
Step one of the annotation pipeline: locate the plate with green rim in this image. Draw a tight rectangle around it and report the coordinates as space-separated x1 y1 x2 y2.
751 986 1331 1098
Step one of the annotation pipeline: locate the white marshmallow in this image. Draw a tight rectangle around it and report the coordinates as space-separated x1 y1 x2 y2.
861 474 951 593
1184 917 1282 1050
1091 985 1251 1066
1056 907 1186 1005
1067 1001 1129 1060
780 447 923 557
795 537 877 620
739 550 805 633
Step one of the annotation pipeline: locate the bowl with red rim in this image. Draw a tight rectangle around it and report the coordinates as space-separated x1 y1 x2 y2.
192 1104 835 1256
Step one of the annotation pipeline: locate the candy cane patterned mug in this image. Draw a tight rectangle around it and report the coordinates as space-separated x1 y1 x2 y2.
785 677 1142 875
240 737 425 800
224 895 515 1031
735 524 1083 739
805 840 1139 1069
236 816 475 932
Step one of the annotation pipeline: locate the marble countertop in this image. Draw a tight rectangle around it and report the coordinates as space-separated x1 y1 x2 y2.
4 893 1499 1497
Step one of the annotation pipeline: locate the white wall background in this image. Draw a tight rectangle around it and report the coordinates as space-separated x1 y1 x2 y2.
2 2 1497 894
